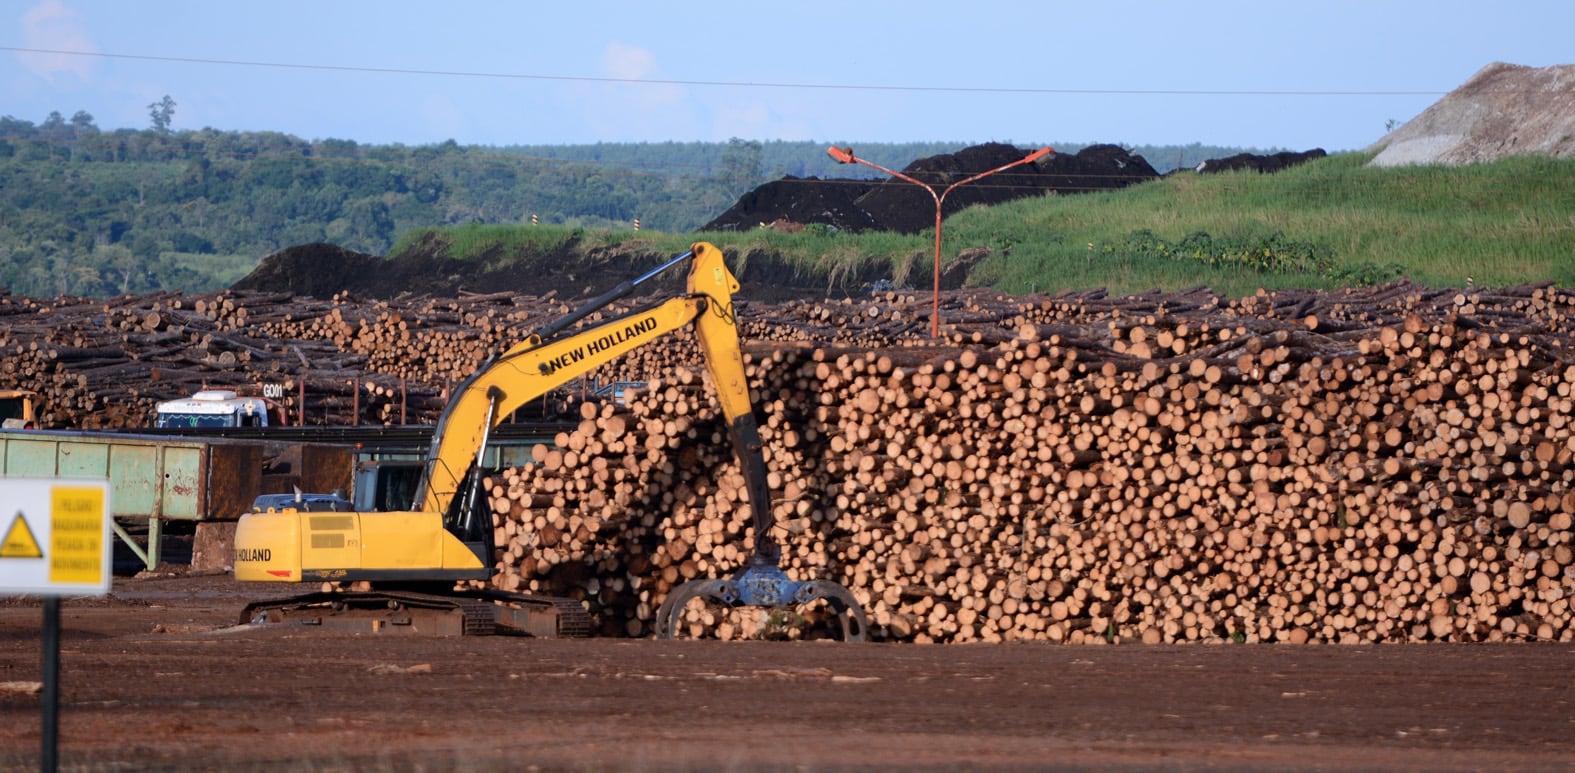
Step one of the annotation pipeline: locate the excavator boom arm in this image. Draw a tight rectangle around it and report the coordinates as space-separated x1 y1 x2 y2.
417 293 705 515
415 243 766 544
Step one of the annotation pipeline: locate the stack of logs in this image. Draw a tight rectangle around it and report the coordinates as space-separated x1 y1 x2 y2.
2 279 1572 643
0 289 604 427
475 281 1575 643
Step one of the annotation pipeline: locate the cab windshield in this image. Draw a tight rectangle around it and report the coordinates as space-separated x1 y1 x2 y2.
156 412 240 428
0 398 29 422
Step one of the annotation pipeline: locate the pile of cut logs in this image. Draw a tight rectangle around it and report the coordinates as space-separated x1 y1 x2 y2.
0 289 591 427
2 279 1571 643
475 281 1575 643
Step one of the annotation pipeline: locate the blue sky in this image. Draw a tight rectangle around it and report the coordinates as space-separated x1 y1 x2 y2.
4 0 1571 152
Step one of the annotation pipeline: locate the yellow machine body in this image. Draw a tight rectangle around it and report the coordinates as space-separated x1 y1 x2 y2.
0 389 41 428
232 242 753 586
233 509 486 583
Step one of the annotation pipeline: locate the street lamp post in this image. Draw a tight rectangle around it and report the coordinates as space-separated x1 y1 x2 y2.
827 145 1053 339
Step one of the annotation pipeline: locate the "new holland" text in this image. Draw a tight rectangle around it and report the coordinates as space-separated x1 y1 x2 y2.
539 315 659 376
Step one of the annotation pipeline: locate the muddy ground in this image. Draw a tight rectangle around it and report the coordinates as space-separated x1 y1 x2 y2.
0 569 1570 772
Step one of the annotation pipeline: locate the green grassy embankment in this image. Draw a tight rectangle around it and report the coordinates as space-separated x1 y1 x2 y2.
396 151 1575 298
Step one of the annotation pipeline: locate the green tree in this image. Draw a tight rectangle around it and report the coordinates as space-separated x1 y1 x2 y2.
92 243 140 295
345 199 395 248
718 137 764 202
39 111 72 161
148 96 176 134
70 111 96 133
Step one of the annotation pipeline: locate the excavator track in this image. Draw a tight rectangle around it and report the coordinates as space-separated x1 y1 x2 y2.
240 588 592 638
471 588 595 638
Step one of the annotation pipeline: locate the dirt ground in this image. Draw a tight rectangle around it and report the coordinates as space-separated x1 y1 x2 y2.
0 570 1570 772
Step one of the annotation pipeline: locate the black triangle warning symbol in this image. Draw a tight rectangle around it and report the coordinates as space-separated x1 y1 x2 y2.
1 510 44 559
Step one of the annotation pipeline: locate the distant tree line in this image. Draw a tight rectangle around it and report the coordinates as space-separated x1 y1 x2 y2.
0 107 1261 298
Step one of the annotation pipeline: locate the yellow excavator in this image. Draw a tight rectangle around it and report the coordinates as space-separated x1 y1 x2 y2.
233 242 867 640
0 388 41 429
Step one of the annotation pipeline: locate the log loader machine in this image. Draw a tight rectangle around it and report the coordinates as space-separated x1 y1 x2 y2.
0 388 40 429
233 242 867 640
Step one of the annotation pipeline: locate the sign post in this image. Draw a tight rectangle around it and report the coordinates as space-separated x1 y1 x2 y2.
0 478 112 773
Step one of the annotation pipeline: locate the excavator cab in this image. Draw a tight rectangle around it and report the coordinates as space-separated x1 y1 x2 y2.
0 389 40 429
352 460 424 513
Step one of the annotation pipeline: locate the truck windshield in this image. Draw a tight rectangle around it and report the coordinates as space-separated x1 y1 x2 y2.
156 413 238 428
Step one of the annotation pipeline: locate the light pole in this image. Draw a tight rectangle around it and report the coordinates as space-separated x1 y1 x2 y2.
827 145 1053 339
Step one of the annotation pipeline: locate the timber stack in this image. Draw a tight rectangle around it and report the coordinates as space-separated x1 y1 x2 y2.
0 288 594 427
2 280 1572 644
476 281 1575 644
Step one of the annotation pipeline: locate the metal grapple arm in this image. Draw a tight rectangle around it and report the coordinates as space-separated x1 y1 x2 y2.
657 244 868 641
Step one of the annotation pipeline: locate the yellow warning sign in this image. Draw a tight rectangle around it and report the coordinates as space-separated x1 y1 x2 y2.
0 478 110 596
50 486 105 585
1 511 43 559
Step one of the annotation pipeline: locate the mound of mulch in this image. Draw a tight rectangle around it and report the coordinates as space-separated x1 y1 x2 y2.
703 143 1163 235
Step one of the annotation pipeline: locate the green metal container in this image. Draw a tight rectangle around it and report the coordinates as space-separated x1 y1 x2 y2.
0 430 264 570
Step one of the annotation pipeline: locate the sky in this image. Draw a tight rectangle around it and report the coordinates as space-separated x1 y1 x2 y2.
3 0 1571 153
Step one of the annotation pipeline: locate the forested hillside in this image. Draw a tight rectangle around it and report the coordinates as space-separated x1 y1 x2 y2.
0 109 1257 298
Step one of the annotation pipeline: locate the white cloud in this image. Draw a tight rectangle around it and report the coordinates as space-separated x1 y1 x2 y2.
17 0 96 84
601 41 656 81
600 41 687 111
593 42 812 142
581 41 696 140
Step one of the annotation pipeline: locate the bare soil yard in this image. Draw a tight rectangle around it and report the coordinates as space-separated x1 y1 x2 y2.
0 569 1571 771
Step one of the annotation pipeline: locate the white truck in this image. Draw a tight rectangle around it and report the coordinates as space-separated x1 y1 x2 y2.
154 389 286 429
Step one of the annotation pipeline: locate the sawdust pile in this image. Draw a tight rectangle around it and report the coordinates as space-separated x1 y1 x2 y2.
1368 62 1575 166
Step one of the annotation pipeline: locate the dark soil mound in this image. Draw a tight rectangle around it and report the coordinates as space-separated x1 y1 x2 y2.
703 143 1160 235
851 142 1059 234
234 237 893 303
1040 143 1163 193
230 243 384 297
710 176 880 232
232 239 636 301
1194 148 1327 174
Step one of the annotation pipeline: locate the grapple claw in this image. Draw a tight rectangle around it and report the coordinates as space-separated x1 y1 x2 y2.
796 580 868 642
653 579 726 640
653 564 866 642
